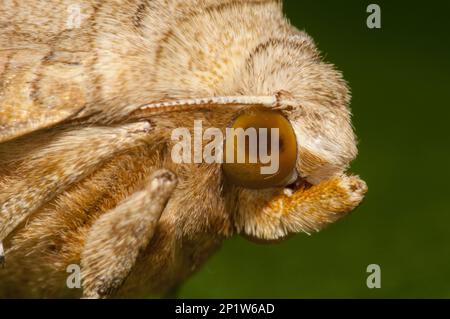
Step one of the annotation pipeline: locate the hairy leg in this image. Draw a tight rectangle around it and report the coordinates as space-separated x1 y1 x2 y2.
0 121 152 243
281 174 368 234
236 174 368 240
81 169 177 299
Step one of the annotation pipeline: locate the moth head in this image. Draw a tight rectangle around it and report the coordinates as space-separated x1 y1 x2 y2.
234 34 358 185
224 34 360 240
136 33 360 241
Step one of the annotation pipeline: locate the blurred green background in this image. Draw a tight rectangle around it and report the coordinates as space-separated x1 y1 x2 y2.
179 0 450 298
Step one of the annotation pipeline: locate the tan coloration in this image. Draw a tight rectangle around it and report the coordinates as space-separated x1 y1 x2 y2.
0 0 98 142
0 48 87 143
0 0 366 298
81 169 177 298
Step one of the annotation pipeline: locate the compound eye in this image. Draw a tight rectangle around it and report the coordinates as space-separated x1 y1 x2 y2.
223 109 298 189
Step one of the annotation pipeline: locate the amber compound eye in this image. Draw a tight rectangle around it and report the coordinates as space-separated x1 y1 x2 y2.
223 108 298 189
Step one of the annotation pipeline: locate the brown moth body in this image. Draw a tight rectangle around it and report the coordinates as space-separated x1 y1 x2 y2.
0 0 367 298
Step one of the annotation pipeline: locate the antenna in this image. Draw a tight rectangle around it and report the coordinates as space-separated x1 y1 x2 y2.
137 95 278 113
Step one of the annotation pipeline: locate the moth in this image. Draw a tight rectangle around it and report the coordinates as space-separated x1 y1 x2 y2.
0 0 367 298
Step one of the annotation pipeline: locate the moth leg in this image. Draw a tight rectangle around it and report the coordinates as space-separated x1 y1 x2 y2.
0 121 152 243
280 174 368 234
81 169 177 299
237 175 367 240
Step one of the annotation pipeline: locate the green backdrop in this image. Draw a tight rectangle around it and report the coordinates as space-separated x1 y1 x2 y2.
179 0 450 298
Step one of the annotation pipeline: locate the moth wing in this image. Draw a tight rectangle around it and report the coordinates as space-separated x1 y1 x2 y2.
0 48 89 143
0 0 98 143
